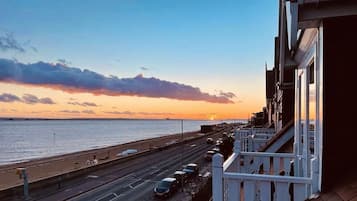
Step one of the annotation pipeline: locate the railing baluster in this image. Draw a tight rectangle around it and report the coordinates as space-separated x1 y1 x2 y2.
293 183 305 201
259 181 271 201
227 178 240 201
283 158 291 175
273 157 280 175
276 182 290 201
244 155 250 173
263 157 270 174
244 181 255 201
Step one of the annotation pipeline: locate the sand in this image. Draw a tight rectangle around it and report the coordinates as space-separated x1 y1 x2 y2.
0 130 205 191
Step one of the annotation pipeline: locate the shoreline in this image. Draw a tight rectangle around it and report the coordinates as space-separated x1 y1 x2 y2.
0 129 204 191
0 130 198 168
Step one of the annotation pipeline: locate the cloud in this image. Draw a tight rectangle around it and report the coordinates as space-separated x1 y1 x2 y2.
30 46 38 53
0 32 25 52
219 91 236 99
0 93 21 102
140 67 149 71
22 94 55 104
104 110 174 116
59 110 80 114
138 112 174 116
57 59 71 66
0 59 235 103
67 101 98 107
82 110 95 114
0 92 55 104
104 111 135 115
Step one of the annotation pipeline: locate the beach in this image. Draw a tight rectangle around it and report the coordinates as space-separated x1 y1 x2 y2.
0 130 205 191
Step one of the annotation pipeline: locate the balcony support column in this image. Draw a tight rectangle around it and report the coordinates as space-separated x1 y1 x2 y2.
213 153 224 201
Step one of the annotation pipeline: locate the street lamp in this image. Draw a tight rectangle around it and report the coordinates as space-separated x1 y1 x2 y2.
181 119 184 192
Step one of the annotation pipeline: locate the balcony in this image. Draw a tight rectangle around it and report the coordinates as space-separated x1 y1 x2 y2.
212 127 319 201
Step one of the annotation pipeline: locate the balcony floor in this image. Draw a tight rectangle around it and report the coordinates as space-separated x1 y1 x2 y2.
308 172 357 201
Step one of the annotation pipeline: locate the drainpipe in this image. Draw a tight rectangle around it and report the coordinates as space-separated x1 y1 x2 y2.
279 0 286 85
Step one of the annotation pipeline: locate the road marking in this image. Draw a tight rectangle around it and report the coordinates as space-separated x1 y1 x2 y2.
87 175 99 179
95 193 116 201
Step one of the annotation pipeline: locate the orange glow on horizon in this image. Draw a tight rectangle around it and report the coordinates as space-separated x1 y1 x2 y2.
0 83 264 120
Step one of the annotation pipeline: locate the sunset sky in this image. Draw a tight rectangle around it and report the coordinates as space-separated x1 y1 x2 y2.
0 1 278 120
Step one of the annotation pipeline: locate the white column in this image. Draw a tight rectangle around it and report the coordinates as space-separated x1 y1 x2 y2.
213 153 224 201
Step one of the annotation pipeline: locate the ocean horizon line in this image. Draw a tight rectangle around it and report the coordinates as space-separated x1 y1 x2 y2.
0 117 247 122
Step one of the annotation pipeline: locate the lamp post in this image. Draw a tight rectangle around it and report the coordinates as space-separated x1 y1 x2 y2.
181 119 184 192
17 167 29 200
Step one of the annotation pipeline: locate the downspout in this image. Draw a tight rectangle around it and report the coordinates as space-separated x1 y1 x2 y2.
279 0 286 85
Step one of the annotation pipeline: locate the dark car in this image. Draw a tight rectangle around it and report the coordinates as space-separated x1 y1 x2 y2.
204 150 216 161
206 137 214 144
211 147 221 153
154 177 178 198
216 138 223 146
182 163 199 178
173 170 188 185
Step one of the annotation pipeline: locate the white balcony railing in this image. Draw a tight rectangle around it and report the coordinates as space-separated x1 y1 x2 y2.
238 128 275 152
213 128 317 201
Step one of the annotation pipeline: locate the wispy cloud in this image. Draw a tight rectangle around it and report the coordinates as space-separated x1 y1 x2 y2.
67 101 98 107
104 110 174 116
0 93 21 102
57 59 71 66
0 59 235 103
0 93 55 104
138 112 174 116
82 110 95 114
219 91 236 99
0 32 25 52
104 111 135 115
22 94 55 104
30 46 38 53
140 67 149 71
59 110 80 114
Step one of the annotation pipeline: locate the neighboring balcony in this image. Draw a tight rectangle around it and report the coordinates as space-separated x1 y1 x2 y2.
212 128 318 201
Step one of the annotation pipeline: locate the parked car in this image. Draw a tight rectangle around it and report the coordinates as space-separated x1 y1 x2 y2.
153 177 178 198
182 163 199 178
204 150 216 161
173 170 188 185
206 137 214 144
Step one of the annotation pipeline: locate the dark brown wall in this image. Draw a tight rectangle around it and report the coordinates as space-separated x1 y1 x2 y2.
266 70 275 99
322 15 357 191
282 66 295 127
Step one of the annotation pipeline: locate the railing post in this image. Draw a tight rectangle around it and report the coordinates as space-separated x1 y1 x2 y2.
234 139 241 172
310 157 319 194
248 135 253 152
234 138 241 154
213 153 224 201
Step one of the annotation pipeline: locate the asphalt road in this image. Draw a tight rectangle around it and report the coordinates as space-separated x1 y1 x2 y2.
23 125 235 201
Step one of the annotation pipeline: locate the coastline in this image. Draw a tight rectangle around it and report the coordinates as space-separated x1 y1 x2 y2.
0 130 204 191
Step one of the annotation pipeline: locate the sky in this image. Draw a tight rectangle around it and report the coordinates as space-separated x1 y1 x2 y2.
0 0 278 120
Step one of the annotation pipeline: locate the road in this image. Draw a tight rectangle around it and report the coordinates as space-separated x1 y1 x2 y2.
24 125 236 201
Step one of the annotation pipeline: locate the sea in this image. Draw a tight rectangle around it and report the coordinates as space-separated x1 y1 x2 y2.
0 119 244 165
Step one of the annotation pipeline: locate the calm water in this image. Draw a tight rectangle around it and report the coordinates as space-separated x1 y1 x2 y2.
0 119 242 165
